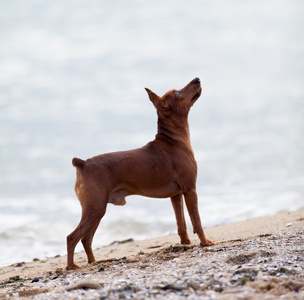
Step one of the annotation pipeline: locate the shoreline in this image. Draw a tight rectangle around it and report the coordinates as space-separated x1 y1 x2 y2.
1 208 303 299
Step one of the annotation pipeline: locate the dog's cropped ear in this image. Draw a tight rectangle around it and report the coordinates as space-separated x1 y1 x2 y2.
145 88 169 111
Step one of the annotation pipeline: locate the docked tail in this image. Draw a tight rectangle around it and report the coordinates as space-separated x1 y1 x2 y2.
72 157 85 168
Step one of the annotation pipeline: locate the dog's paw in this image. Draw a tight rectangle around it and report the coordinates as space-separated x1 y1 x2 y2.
200 239 216 247
181 239 193 245
66 264 81 270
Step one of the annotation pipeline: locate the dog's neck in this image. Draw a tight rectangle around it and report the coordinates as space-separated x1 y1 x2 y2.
155 114 191 146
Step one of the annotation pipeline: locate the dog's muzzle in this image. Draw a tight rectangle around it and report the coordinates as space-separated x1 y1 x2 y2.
191 77 200 84
191 87 202 101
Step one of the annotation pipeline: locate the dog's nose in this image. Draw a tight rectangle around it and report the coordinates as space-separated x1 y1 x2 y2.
193 77 200 84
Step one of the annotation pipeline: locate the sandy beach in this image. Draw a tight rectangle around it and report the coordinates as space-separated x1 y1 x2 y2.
1 209 303 299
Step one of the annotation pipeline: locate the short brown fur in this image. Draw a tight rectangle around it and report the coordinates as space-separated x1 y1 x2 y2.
67 78 215 269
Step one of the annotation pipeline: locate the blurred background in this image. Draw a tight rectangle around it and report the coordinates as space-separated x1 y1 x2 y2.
0 0 303 267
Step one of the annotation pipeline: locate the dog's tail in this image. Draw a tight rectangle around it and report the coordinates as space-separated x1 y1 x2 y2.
72 157 85 168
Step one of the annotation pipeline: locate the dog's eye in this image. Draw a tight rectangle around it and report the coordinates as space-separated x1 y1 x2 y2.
175 91 181 97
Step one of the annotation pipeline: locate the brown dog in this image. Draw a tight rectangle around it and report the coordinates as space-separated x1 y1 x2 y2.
67 78 215 269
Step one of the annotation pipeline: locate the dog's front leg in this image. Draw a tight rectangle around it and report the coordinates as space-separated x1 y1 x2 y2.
171 193 191 244
184 190 215 246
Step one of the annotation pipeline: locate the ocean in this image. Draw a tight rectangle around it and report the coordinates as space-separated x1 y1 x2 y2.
0 0 303 267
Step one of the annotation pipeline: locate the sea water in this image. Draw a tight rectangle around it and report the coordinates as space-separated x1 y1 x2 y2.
0 0 303 267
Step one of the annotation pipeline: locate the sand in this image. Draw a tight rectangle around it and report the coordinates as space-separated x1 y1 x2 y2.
0 209 303 299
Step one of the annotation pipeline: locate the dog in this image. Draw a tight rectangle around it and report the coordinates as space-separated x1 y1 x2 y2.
67 78 215 269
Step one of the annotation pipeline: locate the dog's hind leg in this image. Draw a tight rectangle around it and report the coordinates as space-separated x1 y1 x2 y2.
183 190 215 246
171 193 191 244
81 215 103 264
67 201 107 270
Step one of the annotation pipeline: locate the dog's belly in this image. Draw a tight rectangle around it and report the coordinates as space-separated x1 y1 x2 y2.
136 180 181 198
108 181 181 205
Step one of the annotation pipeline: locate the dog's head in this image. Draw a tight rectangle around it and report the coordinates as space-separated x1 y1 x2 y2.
145 78 201 117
